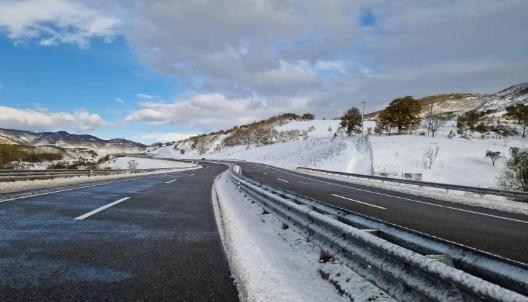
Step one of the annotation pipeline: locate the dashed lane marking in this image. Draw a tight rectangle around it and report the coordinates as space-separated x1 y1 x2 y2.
74 197 130 220
331 193 386 210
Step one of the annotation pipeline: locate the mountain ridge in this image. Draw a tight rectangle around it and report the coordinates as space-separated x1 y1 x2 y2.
0 128 145 153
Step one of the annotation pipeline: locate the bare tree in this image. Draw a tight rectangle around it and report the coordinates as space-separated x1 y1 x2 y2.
423 144 440 169
424 100 446 137
429 116 446 137
426 101 434 136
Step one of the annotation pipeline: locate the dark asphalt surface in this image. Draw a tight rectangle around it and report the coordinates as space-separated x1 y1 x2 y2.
236 161 528 264
0 163 239 301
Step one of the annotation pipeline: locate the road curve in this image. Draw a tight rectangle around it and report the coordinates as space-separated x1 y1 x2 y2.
236 161 528 264
0 163 239 301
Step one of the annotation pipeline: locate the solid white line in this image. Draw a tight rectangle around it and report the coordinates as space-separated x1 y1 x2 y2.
165 179 177 184
265 166 528 225
331 193 386 209
277 178 289 183
74 197 130 220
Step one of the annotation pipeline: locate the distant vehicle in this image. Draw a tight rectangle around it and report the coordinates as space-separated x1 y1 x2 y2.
201 158 206 160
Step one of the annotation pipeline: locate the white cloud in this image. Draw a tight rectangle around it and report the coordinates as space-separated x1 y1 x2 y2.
124 93 310 129
0 105 106 132
0 0 119 47
138 132 197 143
115 97 125 105
136 93 156 101
114 0 528 114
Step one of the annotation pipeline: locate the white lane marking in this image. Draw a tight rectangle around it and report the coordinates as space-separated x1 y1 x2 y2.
190 174 195 176
265 166 528 225
165 179 177 184
0 171 188 204
0 182 117 204
74 197 130 220
277 178 289 183
331 193 386 210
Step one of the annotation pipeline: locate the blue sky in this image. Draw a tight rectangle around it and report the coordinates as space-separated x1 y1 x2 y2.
0 35 198 142
0 0 526 144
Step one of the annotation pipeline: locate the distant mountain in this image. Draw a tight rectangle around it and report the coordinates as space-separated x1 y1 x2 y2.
365 82 528 119
0 129 145 153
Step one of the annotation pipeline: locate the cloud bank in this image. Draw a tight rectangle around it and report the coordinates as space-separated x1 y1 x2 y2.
2 0 528 131
0 106 106 132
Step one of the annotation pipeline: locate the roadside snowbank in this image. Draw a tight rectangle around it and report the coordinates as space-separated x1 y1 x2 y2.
213 172 393 302
99 156 192 169
0 165 200 194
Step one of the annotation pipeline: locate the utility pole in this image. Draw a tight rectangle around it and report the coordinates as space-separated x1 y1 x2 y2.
360 101 366 135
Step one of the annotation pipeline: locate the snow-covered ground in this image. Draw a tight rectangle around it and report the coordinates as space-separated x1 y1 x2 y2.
154 118 527 189
370 134 526 188
99 156 192 169
213 172 394 302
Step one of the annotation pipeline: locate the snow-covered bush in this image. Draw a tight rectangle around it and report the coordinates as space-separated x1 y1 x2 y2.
498 147 528 191
127 160 139 169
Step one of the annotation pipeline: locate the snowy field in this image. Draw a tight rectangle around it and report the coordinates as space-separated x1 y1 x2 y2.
154 119 527 189
370 135 527 188
214 172 393 302
99 156 193 169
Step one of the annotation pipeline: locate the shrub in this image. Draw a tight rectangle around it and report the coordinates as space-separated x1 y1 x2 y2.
0 144 63 168
485 150 501 166
498 147 528 191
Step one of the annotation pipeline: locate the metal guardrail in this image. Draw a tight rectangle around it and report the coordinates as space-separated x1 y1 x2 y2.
297 166 528 201
229 167 528 302
0 167 190 182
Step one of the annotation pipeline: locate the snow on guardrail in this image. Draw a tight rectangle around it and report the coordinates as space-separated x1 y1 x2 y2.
229 168 528 302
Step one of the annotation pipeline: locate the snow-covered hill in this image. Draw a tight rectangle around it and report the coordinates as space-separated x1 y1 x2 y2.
0 128 145 153
365 83 528 120
475 83 528 116
152 115 527 188
150 82 528 188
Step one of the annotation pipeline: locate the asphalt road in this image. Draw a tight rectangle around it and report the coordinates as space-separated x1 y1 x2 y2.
236 161 528 264
0 163 239 301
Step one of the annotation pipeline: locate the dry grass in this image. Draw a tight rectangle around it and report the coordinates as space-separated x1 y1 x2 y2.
0 144 63 168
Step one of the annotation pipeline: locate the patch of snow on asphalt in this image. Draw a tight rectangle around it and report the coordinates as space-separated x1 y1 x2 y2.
214 172 394 302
